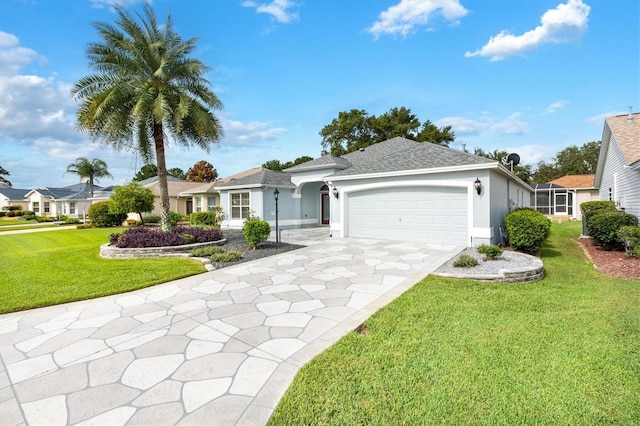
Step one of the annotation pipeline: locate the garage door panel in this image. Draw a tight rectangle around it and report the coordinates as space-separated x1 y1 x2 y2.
348 186 468 244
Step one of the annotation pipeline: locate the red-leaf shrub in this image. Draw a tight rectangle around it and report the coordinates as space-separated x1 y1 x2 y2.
110 226 223 248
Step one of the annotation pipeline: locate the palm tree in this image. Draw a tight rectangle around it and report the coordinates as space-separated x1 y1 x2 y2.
65 157 113 197
72 4 223 229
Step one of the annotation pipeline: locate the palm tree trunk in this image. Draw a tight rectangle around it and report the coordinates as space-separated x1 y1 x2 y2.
154 122 171 230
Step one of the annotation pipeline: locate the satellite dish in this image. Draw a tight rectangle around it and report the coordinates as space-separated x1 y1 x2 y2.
507 153 520 167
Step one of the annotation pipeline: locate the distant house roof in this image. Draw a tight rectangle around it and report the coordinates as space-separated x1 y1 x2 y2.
139 176 205 197
328 137 494 178
216 168 296 189
27 187 87 200
533 183 567 190
0 187 30 200
606 112 640 166
548 174 595 189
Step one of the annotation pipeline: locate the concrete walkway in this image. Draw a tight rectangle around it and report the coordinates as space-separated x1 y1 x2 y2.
0 229 462 425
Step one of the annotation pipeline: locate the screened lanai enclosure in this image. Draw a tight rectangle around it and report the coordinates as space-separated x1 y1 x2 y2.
532 184 575 217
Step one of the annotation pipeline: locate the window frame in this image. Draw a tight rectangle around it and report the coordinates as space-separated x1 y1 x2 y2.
230 192 250 220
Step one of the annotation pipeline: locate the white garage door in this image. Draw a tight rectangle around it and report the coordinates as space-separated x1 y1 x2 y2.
347 186 468 244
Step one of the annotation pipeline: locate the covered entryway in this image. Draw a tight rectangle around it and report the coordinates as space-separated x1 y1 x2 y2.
347 186 468 244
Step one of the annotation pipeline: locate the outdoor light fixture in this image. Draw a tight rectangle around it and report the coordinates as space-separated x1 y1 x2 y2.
273 189 279 243
332 187 339 199
474 178 482 195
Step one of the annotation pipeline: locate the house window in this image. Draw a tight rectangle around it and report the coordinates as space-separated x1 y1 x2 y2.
207 197 216 210
195 197 202 212
44 202 50 213
33 202 39 213
231 192 250 220
70 203 76 214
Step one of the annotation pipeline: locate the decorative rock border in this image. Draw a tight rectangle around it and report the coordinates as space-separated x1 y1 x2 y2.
433 252 544 283
100 239 226 259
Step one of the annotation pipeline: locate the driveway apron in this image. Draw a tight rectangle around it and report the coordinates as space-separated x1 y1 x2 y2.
0 229 461 425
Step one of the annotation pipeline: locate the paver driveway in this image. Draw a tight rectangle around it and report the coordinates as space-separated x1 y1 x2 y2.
0 229 461 425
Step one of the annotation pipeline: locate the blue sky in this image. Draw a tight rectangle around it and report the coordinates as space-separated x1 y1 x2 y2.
0 0 638 189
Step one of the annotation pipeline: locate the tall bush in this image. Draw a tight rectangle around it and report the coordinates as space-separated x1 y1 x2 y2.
580 200 616 235
190 207 223 227
618 226 640 257
504 208 551 254
243 216 271 249
587 211 638 251
88 201 127 227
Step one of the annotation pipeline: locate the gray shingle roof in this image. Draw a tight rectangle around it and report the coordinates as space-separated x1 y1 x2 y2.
284 155 351 172
329 137 494 177
216 168 296 189
0 187 29 200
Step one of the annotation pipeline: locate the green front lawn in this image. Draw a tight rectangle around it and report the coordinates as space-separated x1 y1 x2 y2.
269 222 640 425
0 228 205 313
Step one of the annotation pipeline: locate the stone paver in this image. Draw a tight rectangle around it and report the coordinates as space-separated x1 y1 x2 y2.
0 228 462 425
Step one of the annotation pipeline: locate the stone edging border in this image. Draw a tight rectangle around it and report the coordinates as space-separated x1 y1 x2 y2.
99 239 226 260
432 252 544 283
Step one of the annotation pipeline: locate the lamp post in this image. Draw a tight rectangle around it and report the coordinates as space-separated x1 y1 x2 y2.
273 188 279 243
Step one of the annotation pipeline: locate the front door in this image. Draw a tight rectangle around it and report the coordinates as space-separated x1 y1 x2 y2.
186 198 193 215
555 193 567 214
321 193 330 225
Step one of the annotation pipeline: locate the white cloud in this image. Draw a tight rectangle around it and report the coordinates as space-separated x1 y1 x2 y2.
368 0 468 39
465 0 590 61
222 118 287 144
242 0 299 24
0 31 45 76
544 100 568 115
503 144 555 165
436 116 488 136
490 113 529 135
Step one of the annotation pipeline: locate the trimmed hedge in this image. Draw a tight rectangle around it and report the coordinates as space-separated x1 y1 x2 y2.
587 211 638 251
505 208 551 254
190 207 223 227
109 225 223 248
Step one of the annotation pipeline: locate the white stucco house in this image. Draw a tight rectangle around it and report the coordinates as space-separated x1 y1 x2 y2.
215 137 532 247
594 111 640 219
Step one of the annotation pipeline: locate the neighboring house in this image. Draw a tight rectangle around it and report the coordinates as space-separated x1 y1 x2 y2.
594 111 640 219
137 176 210 216
179 167 263 215
214 137 532 247
532 174 598 220
24 185 97 219
0 185 30 211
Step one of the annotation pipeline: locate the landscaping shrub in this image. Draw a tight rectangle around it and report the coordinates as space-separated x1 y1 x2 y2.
211 251 242 263
243 216 271 249
618 225 640 257
89 201 128 227
505 208 551 254
588 211 639 250
22 214 36 220
143 215 161 224
190 246 225 257
477 244 503 260
35 216 53 222
2 205 21 211
453 254 479 268
190 211 217 226
63 217 81 224
170 211 182 226
109 225 223 248
6 211 15 217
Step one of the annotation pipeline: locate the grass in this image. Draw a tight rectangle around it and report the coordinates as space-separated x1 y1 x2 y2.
269 221 640 425
0 218 60 231
0 228 205 313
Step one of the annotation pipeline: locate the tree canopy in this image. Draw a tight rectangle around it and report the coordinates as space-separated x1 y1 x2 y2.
168 168 186 180
65 157 112 197
262 156 314 171
0 166 12 187
73 4 223 229
532 141 600 184
186 160 218 182
133 164 158 181
320 107 455 156
109 181 155 224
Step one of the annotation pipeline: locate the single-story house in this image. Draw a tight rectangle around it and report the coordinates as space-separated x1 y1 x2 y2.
136 176 210 217
214 137 532 247
532 174 598 220
24 185 97 219
0 184 30 211
594 111 640 219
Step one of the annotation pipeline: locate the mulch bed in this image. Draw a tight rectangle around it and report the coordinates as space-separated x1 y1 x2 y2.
574 238 640 280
